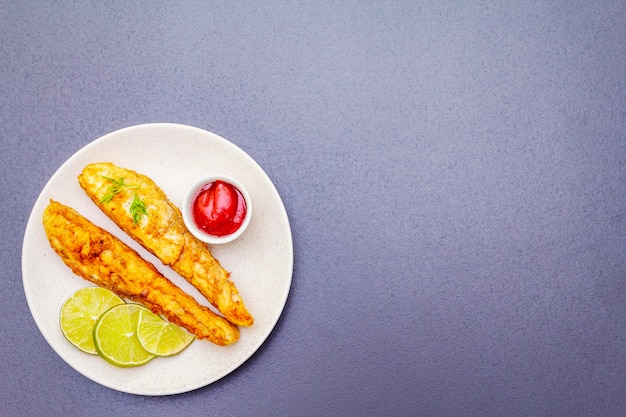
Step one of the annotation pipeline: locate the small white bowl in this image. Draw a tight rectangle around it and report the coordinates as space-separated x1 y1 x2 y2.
182 175 252 245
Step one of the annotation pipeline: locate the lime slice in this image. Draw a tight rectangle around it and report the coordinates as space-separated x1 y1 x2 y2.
60 287 125 354
137 309 195 356
93 304 156 367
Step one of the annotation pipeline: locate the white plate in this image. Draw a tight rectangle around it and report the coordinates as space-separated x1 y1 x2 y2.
21 123 293 395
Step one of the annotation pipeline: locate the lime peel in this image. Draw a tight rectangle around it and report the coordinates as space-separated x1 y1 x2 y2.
93 303 156 367
137 309 195 356
59 287 125 354
60 287 195 367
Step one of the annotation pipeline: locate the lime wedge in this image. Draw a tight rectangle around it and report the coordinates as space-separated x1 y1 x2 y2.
60 287 125 354
93 304 155 367
137 309 195 356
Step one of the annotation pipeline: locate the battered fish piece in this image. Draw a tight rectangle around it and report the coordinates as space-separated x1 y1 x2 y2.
43 200 239 346
78 162 254 327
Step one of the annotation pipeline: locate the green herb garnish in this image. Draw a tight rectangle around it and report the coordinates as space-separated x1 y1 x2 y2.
99 176 139 203
99 176 148 224
129 192 148 224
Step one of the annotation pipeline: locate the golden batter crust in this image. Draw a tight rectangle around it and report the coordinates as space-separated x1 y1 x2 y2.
43 200 239 346
78 162 254 327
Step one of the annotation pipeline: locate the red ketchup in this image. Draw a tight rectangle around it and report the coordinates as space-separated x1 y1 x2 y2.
191 180 247 236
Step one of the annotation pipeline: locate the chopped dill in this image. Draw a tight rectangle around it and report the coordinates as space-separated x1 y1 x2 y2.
99 176 139 203
129 192 148 224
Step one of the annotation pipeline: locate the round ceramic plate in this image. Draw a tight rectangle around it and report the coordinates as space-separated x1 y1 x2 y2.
22 123 293 395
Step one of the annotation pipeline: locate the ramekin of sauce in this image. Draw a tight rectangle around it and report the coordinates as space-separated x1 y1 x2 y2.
182 175 252 244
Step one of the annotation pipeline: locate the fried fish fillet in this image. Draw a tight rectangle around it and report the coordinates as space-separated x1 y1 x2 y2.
43 200 239 346
78 162 254 327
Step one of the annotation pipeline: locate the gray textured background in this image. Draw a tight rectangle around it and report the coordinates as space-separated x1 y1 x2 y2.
2 1 625 416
